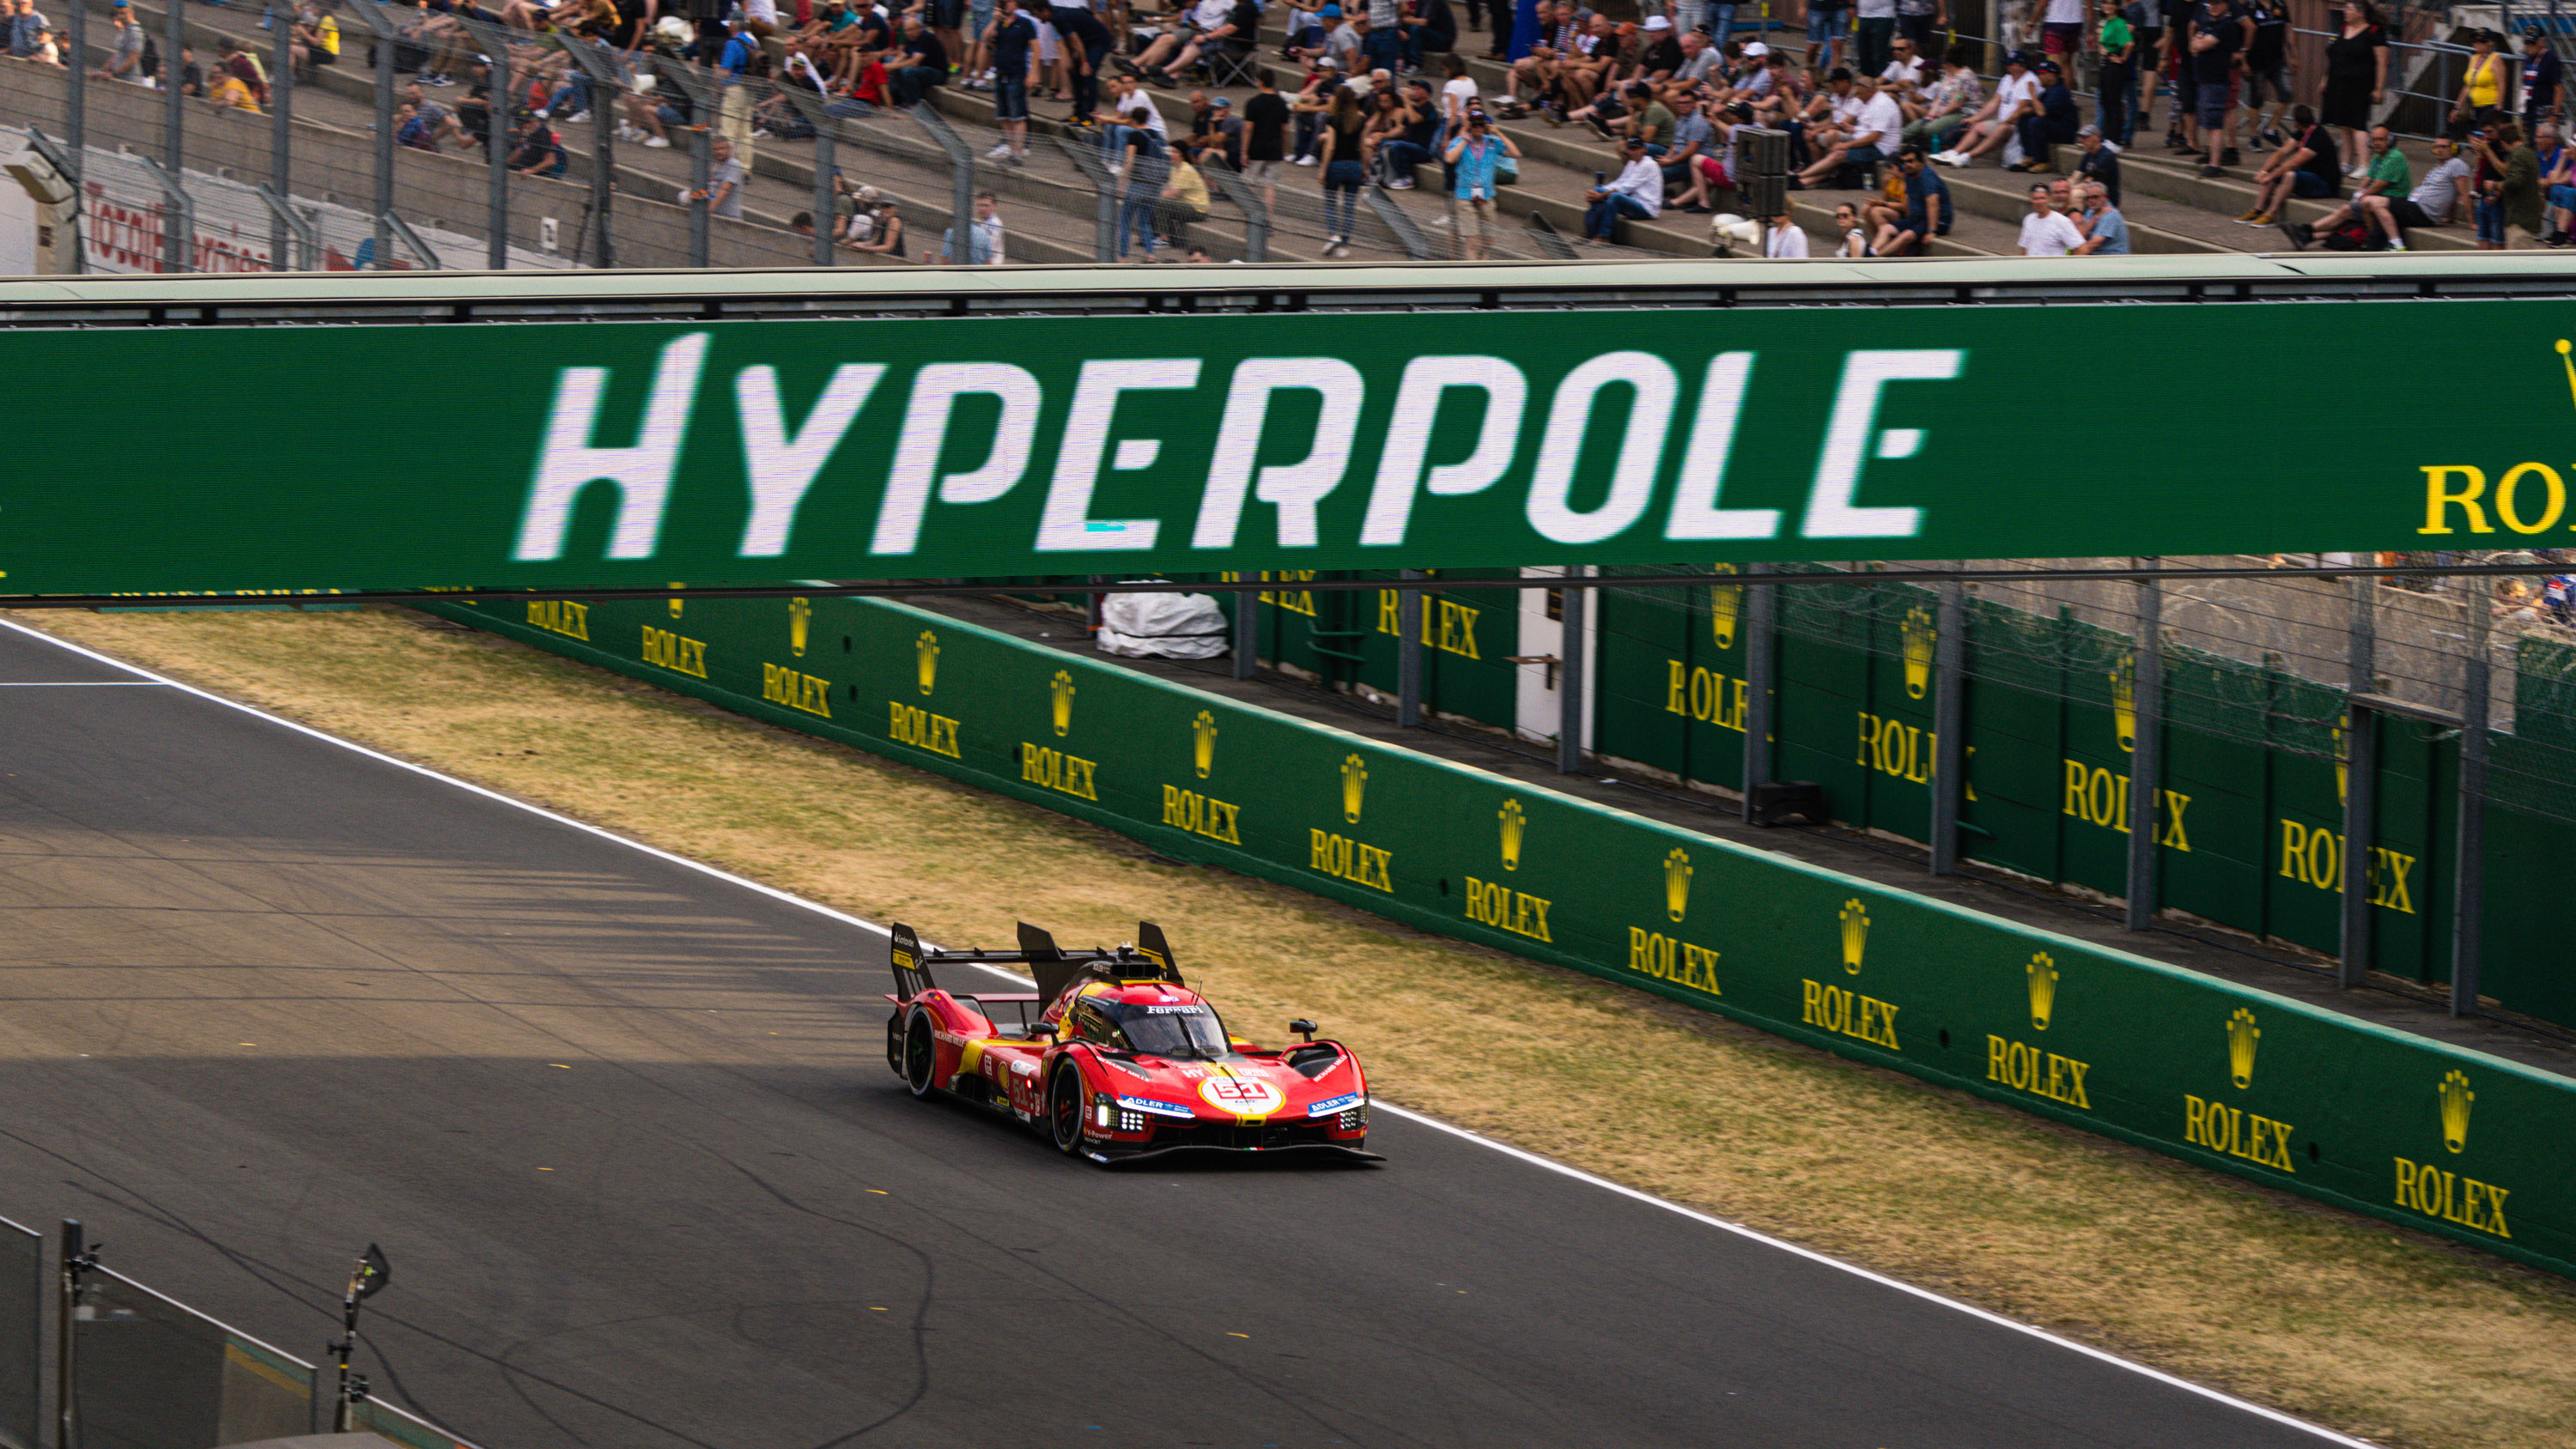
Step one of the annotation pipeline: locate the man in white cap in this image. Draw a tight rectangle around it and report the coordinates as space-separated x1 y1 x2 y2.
1637 13 1682 81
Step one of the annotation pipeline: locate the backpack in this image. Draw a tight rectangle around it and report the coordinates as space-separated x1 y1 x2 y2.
2319 215 2372 250
140 32 159 80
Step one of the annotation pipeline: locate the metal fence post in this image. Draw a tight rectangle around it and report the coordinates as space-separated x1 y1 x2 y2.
271 10 295 270
346 0 398 270
2124 557 2164 931
811 124 835 265
907 102 975 263
162 0 186 272
1556 566 1586 773
64 0 83 270
1929 572 1965 875
2451 589 2488 1017
487 42 509 269
1232 578 1257 679
652 55 721 268
136 154 193 274
1396 571 1425 728
2339 573 2378 988
1741 561 1776 823
1052 133 1116 261
55 1222 81 1449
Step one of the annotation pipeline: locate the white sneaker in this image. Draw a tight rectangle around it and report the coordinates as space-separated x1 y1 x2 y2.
1293 154 1317 167
986 142 1012 158
1428 213 1453 227
1388 177 1414 189
1108 160 1125 177
644 134 670 148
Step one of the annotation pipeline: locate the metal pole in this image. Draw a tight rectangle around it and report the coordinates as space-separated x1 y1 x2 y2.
2450 589 2488 1017
2339 573 2377 988
373 9 394 269
947 122 973 267
1231 576 1257 679
64 0 83 272
590 103 615 267
1556 566 1585 773
271 9 294 270
1929 573 1965 875
2123 557 2163 931
330 1283 359 1431
163 0 186 272
487 44 509 270
812 127 835 266
1741 561 1776 822
55 1222 82 1449
1396 571 1424 728
689 124 711 268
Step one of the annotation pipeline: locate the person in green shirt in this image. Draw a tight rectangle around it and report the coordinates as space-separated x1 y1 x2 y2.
2358 124 2409 199
2095 0 2135 144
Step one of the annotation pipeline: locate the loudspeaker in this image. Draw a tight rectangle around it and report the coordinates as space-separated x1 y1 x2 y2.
1735 126 1790 218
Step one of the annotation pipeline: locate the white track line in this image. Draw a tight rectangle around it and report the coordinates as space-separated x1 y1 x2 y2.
0 680 173 686
0 617 2374 1447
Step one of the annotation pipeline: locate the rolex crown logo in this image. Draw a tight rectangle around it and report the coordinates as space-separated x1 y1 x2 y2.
2113 652 2138 755
1838 898 1868 974
2227 1007 2261 1089
2439 1069 2475 1154
1193 710 1218 779
915 630 940 695
1050 670 1077 737
1662 847 1692 922
667 583 686 620
2026 952 2058 1031
2333 714 2349 808
788 597 812 658
1709 563 1742 651
1498 799 1527 872
1901 603 1935 700
1340 754 1368 824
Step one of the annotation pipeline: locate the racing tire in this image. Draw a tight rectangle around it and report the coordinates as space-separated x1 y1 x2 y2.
903 1009 939 1099
1048 1060 1085 1155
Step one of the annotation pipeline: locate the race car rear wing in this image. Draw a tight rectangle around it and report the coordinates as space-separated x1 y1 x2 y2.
881 919 1184 1004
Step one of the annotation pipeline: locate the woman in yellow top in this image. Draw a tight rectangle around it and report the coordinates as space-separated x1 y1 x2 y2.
207 69 262 113
2454 28 2506 131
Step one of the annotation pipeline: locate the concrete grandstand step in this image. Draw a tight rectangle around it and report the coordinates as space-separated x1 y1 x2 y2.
2048 141 2479 251
1909 160 2223 252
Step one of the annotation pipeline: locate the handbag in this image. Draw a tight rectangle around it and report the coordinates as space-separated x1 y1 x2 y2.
1497 153 1520 185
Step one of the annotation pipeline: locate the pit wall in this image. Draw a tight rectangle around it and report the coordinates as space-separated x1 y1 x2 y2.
428 591 2576 1280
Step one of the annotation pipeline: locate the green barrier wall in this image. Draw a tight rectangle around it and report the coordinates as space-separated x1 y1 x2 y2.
433 591 2576 1280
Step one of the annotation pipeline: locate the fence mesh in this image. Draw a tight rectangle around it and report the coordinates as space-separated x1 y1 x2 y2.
0 1221 32 1449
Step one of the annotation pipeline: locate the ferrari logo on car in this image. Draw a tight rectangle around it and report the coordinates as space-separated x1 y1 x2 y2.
1199 1076 1284 1119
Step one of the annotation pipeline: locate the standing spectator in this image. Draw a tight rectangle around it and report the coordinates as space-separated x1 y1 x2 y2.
699 136 747 217
2238 103 2334 224
1765 208 1810 255
2018 180 2085 252
2320 0 2386 179
1443 109 1517 258
2013 58 2080 171
1895 0 1941 52
940 191 1007 262
2039 0 2084 62
2075 178 2131 251
1117 123 1171 258
1242 67 1291 215
2237 0 2288 151
2074 122 2120 202
94 2 146 84
2525 27 2563 136
1315 88 1367 256
2498 118 2544 246
983 0 1038 162
2452 29 2506 137
1855 0 1895 83
1582 136 1665 243
2186 0 2245 177
1050 0 1113 125
1808 0 1849 74
2095 0 2135 143
6 0 43 60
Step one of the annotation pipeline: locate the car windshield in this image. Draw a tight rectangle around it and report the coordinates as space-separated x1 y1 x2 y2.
1104 999 1230 1058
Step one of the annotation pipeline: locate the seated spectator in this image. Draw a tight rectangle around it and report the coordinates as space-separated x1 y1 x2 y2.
1868 144 1947 253
1764 208 1809 256
2010 58 2081 172
1831 200 1870 255
1662 93 1721 212
508 114 568 176
1795 75 1900 187
2238 103 2336 225
2018 181 2085 253
850 199 908 256
1934 50 2038 167
1902 45 1982 155
2074 179 2130 252
2293 136 2464 250
885 13 950 106
1580 135 1664 243
2073 122 2119 203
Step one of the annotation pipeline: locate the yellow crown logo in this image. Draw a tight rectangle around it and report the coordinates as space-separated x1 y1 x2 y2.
1050 670 1077 737
1839 899 1868 975
1499 799 1527 871
667 583 686 620
1192 710 1218 779
1709 562 1742 651
2026 952 2059 1031
2439 1070 2475 1154
2227 1008 2261 1089
788 597 812 658
915 630 940 695
2333 713 2349 808
1340 754 1368 824
1901 604 1936 700
1662 847 1692 921
2113 653 2137 755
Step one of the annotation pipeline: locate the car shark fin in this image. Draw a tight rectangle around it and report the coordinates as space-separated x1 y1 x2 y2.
1021 921 1081 1007
889 922 934 1000
1135 921 1183 985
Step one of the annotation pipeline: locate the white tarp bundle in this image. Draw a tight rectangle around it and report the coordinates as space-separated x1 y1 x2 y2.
1097 591 1229 659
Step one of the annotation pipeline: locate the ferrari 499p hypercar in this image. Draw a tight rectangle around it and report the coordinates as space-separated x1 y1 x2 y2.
883 920 1379 1165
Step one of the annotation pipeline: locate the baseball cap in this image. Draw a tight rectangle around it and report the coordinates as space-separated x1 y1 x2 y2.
2036 58 2060 71
1642 13 1668 27
1320 3 1340 13
1741 39 1767 54
1212 95 1230 106
2076 122 2100 136
2006 48 2030 64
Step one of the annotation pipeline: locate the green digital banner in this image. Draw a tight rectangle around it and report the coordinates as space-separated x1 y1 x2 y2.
8 302 2572 594
435 589 2576 1279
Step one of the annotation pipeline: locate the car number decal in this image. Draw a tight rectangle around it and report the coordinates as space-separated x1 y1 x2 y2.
1197 1076 1285 1117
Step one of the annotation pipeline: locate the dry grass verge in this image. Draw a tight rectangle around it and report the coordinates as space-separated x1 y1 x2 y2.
28 607 2576 1449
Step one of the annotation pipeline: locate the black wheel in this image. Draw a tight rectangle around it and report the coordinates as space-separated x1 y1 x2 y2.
904 1010 938 1099
1048 1060 1085 1155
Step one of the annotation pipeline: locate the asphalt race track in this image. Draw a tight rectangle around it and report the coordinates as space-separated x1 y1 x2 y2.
0 621 2360 1449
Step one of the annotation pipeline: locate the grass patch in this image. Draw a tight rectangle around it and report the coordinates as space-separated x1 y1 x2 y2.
31 605 2576 1449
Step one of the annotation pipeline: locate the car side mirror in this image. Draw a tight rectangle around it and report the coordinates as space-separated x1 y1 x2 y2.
1028 1022 1058 1040
1290 1019 1318 1042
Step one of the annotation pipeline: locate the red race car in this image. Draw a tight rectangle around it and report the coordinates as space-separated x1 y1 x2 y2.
882 920 1379 1165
